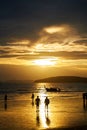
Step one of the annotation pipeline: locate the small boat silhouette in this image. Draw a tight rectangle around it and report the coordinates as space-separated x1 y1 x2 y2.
45 87 60 92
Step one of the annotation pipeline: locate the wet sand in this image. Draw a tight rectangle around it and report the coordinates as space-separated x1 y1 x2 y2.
0 92 87 130
42 126 87 130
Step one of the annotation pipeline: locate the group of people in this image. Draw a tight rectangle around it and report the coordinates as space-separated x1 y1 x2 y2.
4 93 50 111
31 93 50 111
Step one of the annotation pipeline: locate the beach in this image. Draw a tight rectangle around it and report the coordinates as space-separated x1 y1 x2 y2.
0 83 87 130
43 126 87 130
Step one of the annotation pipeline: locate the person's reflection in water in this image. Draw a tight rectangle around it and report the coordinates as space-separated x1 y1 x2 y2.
4 94 7 110
4 101 7 110
45 111 51 126
32 100 34 106
36 111 40 127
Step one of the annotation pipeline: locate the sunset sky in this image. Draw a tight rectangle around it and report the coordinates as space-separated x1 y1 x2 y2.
0 0 87 81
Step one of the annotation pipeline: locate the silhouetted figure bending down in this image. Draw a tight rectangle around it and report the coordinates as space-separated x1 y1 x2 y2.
44 96 50 110
35 96 40 111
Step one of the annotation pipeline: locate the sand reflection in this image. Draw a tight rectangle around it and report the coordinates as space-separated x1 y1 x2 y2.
4 101 7 110
1 87 86 129
45 111 51 126
36 111 40 126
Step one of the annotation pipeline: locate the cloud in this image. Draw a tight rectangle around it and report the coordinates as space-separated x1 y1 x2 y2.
0 0 87 66
38 24 79 45
0 0 87 46
44 26 64 34
73 39 87 45
4 51 86 60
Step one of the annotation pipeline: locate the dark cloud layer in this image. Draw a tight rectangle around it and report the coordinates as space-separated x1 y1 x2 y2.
73 40 87 45
0 0 87 45
0 50 87 60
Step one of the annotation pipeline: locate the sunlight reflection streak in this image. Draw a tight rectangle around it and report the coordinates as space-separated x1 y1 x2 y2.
38 93 49 128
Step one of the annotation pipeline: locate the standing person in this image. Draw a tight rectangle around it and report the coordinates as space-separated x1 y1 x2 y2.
31 93 34 106
31 93 34 101
35 96 40 111
4 94 7 101
31 93 34 99
4 94 7 110
44 96 50 110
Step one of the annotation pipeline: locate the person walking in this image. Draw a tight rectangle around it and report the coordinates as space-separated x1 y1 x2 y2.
44 96 50 110
35 96 40 111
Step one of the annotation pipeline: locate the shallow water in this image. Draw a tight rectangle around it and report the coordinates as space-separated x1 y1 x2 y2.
0 83 87 130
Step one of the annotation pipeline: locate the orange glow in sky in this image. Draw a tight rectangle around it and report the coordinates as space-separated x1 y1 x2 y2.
44 26 64 34
33 58 57 66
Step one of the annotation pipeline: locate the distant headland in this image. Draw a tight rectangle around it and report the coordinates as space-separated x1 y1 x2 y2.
0 76 87 84
34 76 87 83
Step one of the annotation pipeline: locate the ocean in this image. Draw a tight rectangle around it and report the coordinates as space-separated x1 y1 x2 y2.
0 82 87 130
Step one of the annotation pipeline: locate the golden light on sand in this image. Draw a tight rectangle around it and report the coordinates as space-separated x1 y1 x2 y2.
33 58 56 66
38 93 49 128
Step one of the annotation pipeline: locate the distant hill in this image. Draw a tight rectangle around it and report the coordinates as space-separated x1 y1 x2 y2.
35 76 87 83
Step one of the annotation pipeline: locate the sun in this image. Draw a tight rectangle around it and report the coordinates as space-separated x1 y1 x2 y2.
33 58 56 66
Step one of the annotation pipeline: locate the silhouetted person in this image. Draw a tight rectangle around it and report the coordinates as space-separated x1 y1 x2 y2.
4 94 7 101
31 93 34 100
35 96 40 111
4 94 7 110
44 96 50 110
31 93 34 106
83 93 87 111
